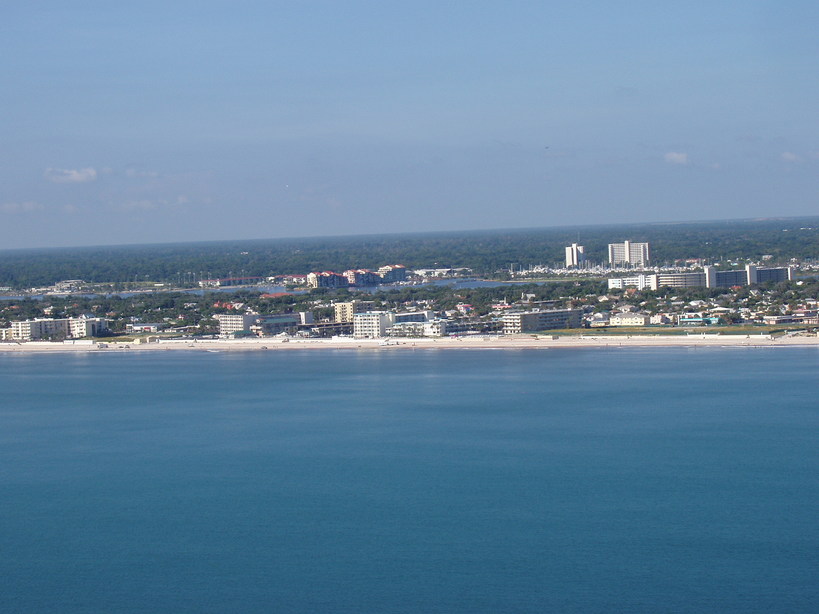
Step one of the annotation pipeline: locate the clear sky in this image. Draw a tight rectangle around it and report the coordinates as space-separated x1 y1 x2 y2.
1 1 817 249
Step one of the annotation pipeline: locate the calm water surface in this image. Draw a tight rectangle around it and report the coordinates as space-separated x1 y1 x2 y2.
1 348 817 613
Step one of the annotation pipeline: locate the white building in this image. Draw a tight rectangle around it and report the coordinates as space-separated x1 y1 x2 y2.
608 241 650 267
608 274 654 290
565 243 586 268
609 313 650 326
353 312 395 338
10 316 108 341
587 313 610 327
608 266 793 291
214 313 258 337
387 319 448 338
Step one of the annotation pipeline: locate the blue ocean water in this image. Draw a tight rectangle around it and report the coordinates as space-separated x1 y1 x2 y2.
1 347 816 613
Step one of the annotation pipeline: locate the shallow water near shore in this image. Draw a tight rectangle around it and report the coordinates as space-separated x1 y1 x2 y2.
1 348 817 613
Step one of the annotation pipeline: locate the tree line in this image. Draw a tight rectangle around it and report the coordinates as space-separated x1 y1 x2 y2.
1 217 818 289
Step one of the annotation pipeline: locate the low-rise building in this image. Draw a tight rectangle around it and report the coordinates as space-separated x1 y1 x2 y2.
608 274 653 290
394 310 433 323
677 315 723 326
609 313 650 326
501 309 582 334
655 272 707 289
199 276 266 288
126 323 167 333
587 313 610 327
299 321 353 338
386 319 447 338
251 315 300 336
444 318 503 335
10 316 108 341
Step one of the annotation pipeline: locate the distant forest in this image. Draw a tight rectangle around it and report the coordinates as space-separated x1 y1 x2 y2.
2 217 818 288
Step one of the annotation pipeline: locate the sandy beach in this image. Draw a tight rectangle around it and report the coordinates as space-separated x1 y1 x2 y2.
2 333 818 353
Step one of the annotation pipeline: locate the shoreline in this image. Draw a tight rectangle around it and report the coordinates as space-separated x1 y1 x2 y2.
2 333 819 353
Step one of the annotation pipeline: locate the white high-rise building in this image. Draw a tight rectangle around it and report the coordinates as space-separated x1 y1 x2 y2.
608 241 650 267
353 312 396 338
564 243 586 268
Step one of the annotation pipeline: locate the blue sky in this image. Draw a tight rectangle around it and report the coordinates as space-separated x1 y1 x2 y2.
1 1 817 249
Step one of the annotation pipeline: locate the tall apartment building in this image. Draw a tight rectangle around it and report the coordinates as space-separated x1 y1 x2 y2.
334 301 375 323
608 241 650 267
565 243 586 268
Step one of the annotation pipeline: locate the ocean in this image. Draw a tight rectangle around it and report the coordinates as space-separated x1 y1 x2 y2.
1 348 816 613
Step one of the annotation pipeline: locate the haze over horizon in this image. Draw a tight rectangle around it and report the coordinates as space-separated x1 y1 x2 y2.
2 1 817 250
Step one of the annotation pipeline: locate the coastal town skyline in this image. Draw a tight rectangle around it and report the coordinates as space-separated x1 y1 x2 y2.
3 5 816 611
2 2 818 250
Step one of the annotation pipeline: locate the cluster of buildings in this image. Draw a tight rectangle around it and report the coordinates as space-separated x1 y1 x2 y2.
565 241 650 269
3 238 811 343
590 290 819 328
197 266 409 290
213 300 452 339
214 312 314 337
607 264 792 290
564 240 792 293
212 297 584 340
307 265 407 288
